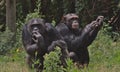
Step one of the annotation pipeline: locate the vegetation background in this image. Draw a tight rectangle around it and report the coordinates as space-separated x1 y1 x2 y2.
0 0 120 72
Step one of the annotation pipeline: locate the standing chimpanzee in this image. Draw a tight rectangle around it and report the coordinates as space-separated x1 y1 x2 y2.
55 13 104 68
22 18 69 72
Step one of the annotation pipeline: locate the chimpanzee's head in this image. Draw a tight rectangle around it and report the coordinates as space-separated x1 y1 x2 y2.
62 13 80 30
27 18 46 35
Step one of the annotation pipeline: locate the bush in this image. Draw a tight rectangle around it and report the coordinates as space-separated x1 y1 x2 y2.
0 29 14 55
102 22 120 41
43 47 65 72
25 0 43 22
43 46 80 72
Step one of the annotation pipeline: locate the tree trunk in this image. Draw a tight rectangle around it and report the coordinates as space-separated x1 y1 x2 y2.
6 0 16 32
41 0 52 22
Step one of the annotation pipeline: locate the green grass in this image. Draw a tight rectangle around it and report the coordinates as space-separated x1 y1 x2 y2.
0 62 28 72
88 30 120 72
0 30 120 72
0 52 28 72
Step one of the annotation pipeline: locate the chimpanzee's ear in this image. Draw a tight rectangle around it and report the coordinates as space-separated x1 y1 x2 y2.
61 15 66 23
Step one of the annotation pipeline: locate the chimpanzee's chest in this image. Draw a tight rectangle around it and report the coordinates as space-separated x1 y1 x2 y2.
65 33 78 41
69 34 75 40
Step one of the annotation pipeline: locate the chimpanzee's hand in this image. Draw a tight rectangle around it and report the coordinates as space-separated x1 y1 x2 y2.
32 31 42 43
90 16 104 29
96 16 104 25
89 21 99 29
56 40 67 49
48 40 67 52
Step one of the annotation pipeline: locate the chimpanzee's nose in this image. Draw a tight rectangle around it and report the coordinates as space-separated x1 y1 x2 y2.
34 27 38 31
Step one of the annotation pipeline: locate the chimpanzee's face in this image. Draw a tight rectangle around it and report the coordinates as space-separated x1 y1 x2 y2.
28 18 46 35
64 14 80 30
31 24 45 35
68 18 79 30
71 19 79 29
31 24 40 34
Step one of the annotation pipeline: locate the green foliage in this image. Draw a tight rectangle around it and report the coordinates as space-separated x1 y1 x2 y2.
75 0 87 14
14 20 23 50
51 20 56 27
31 51 41 69
25 0 43 22
102 22 120 41
0 48 28 72
43 46 81 72
64 58 79 72
25 12 41 22
0 29 14 55
88 27 120 72
75 0 119 25
43 47 64 72
35 0 41 13
118 2 120 8
111 31 120 41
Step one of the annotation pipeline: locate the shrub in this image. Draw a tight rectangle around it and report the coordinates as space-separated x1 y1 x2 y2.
0 29 14 55
43 47 65 72
43 46 80 72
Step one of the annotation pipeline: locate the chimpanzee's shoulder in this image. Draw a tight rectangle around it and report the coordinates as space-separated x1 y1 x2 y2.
44 23 55 32
56 23 68 30
55 23 69 36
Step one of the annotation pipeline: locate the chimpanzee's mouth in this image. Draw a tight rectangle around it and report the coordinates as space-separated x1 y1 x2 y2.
72 24 79 29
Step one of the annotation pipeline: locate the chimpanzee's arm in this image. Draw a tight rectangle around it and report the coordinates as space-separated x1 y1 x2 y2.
22 24 43 55
71 16 104 48
85 25 101 46
89 16 103 36
46 23 69 57
85 16 104 46
55 23 93 49
45 23 66 47
22 25 36 54
22 24 32 47
45 23 63 40
70 24 94 48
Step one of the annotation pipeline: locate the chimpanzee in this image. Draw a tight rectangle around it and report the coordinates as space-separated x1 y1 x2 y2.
22 18 69 72
55 13 104 68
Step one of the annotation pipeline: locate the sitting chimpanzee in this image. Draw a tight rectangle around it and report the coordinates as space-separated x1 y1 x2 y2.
22 18 69 72
55 13 104 68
